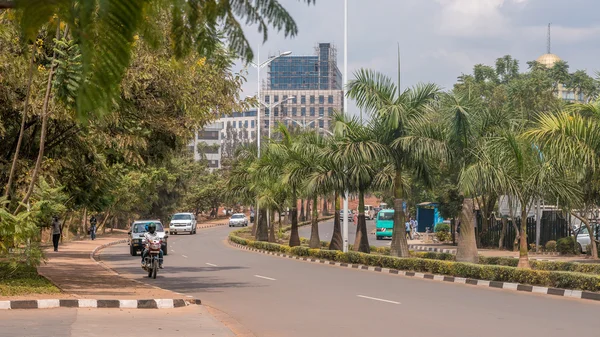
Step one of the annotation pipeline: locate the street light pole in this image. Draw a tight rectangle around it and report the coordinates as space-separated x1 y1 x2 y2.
256 96 295 139
342 0 349 253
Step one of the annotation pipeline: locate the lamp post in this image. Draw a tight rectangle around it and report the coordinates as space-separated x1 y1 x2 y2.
284 117 332 136
248 48 291 233
258 96 296 139
342 0 349 252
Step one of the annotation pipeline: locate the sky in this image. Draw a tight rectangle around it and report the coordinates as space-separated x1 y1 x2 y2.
235 0 600 116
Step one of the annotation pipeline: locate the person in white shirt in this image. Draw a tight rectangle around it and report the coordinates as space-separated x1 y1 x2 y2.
141 223 163 268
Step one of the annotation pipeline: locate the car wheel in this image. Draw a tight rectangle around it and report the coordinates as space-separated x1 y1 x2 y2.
130 245 137 256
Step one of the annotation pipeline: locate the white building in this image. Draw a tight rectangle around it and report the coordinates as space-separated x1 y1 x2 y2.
189 122 223 170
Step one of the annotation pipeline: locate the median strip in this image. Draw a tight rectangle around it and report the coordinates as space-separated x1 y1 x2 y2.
0 298 200 310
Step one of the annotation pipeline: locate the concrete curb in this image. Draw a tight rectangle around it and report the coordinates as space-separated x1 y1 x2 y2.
408 244 561 257
229 241 600 303
0 298 201 310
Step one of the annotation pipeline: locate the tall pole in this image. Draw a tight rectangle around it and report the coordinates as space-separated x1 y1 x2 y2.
535 198 541 253
342 0 349 253
256 44 261 232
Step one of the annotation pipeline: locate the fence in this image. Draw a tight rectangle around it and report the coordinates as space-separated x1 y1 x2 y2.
475 211 570 250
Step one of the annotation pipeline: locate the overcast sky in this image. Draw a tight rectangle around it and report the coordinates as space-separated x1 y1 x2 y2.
235 0 600 116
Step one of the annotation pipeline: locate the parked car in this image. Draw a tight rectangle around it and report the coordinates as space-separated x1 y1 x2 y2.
576 224 599 253
229 213 249 227
169 212 197 235
128 220 168 256
339 209 353 222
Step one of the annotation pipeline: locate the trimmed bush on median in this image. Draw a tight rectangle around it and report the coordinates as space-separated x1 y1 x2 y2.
0 263 60 296
229 232 600 292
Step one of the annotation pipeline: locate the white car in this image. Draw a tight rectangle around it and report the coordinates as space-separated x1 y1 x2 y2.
128 220 168 256
576 224 598 253
169 213 197 235
340 210 353 222
229 213 248 227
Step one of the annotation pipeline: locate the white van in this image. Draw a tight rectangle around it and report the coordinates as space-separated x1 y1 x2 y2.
363 205 375 220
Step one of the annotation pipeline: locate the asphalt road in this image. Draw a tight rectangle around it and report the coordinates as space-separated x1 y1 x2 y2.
298 218 391 247
0 306 234 337
97 225 599 337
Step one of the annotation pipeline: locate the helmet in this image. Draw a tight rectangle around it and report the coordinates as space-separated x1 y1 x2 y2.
148 223 157 234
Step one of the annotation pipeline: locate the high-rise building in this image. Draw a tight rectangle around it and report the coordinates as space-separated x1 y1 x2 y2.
190 122 223 170
262 43 344 137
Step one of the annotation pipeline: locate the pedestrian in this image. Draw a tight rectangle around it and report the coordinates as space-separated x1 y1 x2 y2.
51 216 61 252
353 212 358 224
89 216 97 240
410 217 418 237
405 220 412 240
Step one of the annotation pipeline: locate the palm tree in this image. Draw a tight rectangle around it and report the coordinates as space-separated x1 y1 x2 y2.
331 115 386 253
347 69 444 257
526 109 600 259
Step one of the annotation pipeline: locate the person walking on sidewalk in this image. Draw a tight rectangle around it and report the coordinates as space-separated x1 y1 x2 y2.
51 216 61 252
89 216 97 240
405 220 412 240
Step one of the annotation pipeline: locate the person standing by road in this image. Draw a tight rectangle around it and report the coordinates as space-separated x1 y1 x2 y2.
410 217 418 238
405 220 412 240
51 216 61 252
89 216 97 240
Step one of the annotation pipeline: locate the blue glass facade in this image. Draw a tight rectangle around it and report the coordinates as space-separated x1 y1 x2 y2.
268 43 342 90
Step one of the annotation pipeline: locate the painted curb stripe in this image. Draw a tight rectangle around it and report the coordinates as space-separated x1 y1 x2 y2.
228 240 600 303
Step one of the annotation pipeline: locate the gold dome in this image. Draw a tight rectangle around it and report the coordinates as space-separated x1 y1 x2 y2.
536 53 561 68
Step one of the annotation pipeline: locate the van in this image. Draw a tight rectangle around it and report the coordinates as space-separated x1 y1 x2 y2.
375 209 394 240
362 205 374 220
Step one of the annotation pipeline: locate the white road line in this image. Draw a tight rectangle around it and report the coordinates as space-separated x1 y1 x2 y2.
254 275 277 281
181 255 188 258
206 263 218 267
357 295 400 305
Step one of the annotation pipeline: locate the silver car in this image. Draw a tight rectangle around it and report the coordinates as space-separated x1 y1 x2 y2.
229 213 248 227
576 224 598 253
169 213 197 235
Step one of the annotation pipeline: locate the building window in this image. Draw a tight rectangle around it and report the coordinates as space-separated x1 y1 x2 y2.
310 95 315 104
203 146 220 154
284 120 289 126
310 107 315 116
328 95 334 104
292 96 297 104
238 121 242 128
319 107 324 116
274 95 279 103
208 160 219 168
227 121 231 128
244 121 248 128
251 120 255 128
282 107 287 117
292 107 297 116
274 107 279 117
198 130 219 140
328 107 334 116
301 107 306 116
265 120 270 128
265 95 270 103
265 108 270 117
283 95 288 102
188 145 195 154
319 95 324 104
301 95 306 104
319 120 324 128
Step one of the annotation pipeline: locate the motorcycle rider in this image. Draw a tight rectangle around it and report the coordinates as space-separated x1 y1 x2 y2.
141 223 163 269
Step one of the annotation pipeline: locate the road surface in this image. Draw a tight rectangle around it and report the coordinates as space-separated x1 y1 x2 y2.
0 305 234 337
97 225 599 337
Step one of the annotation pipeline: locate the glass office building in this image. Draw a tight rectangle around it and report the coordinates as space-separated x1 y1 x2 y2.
268 43 342 90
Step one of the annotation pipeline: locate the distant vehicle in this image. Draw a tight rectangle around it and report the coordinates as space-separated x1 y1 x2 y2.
379 202 389 210
362 205 375 220
128 220 168 256
339 209 353 222
375 209 394 240
576 224 599 253
169 213 197 235
229 213 249 227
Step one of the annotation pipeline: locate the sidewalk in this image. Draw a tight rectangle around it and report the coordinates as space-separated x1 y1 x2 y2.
35 234 177 300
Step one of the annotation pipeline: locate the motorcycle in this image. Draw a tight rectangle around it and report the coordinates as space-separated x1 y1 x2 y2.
142 238 163 279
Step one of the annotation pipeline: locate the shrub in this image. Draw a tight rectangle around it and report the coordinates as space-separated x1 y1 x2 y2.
557 237 577 255
434 223 451 242
545 240 557 252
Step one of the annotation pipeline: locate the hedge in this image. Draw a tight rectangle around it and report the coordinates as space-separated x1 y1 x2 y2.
229 232 600 292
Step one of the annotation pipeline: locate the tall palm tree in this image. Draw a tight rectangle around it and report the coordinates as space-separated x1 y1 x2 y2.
347 69 444 257
331 115 386 253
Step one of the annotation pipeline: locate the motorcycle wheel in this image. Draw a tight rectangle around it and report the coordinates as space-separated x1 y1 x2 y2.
152 259 158 279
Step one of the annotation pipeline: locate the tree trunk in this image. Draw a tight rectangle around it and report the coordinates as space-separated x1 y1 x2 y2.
309 195 320 248
4 48 35 199
255 208 268 241
306 199 312 222
112 216 116 233
300 199 305 222
16 22 64 213
455 198 478 263
322 196 329 216
80 208 87 239
269 209 276 243
289 194 300 247
517 205 531 268
354 189 370 253
329 191 343 251
390 170 410 257
499 217 507 250
99 210 111 234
